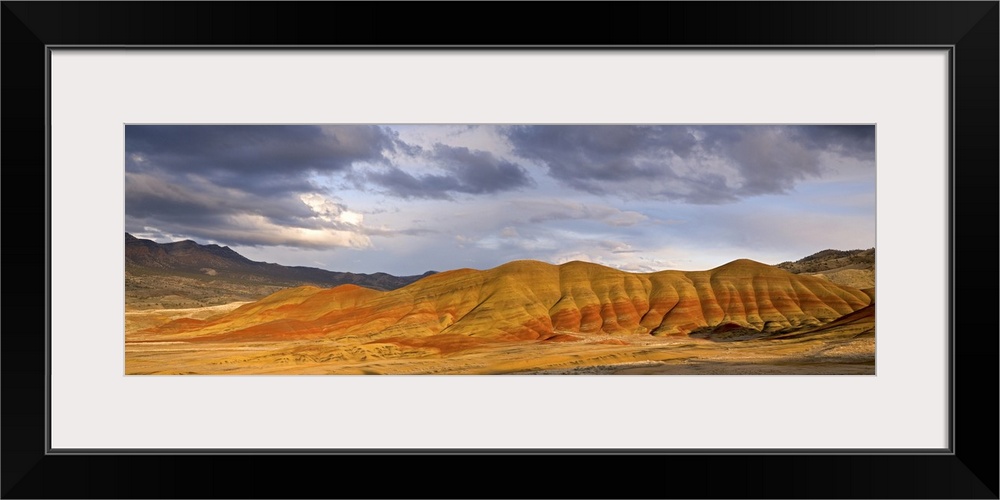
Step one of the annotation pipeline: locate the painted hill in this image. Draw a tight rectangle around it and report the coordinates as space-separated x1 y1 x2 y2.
140 258 872 351
776 248 875 289
125 233 434 309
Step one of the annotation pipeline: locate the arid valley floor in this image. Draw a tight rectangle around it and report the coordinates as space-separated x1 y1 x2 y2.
126 311 874 375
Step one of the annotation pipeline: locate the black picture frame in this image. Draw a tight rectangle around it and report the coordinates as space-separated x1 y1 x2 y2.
3 2 996 498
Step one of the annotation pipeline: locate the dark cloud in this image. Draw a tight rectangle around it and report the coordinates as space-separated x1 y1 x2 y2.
365 144 534 199
124 172 332 229
124 125 538 248
789 125 876 160
126 125 401 196
362 167 460 200
505 125 697 183
432 144 535 194
125 125 413 248
127 125 397 174
504 125 875 203
124 171 371 248
723 128 820 196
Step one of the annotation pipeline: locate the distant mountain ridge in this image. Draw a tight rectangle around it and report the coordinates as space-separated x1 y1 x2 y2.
776 248 875 289
776 248 874 273
126 233 254 269
125 233 435 309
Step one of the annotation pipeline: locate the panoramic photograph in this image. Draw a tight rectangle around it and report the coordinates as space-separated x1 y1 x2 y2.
124 124 875 375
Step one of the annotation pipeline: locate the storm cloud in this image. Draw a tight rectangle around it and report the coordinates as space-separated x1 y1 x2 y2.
127 125 400 195
124 125 399 248
504 125 875 203
124 124 874 274
124 125 535 248
364 144 534 199
125 170 372 249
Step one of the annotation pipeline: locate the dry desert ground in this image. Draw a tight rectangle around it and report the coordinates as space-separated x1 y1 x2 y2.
125 312 874 375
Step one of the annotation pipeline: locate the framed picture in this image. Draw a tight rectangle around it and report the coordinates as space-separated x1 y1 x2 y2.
121 121 879 378
3 2 996 498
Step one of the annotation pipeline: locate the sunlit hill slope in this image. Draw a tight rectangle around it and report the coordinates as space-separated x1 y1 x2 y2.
138 259 872 352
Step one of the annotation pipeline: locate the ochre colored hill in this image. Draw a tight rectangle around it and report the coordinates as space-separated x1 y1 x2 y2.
141 259 872 352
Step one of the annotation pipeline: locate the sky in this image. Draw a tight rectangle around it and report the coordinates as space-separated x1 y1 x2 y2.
124 125 876 276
